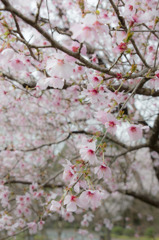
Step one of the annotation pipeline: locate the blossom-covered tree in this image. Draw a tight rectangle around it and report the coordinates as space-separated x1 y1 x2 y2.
0 0 158 238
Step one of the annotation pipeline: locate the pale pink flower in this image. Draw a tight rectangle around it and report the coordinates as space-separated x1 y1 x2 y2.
16 195 25 204
113 42 127 53
79 190 102 210
46 54 73 79
73 65 85 75
96 112 119 134
80 148 98 164
0 191 10 208
24 208 31 217
81 219 89 227
93 20 108 35
64 195 80 212
63 167 75 182
127 125 143 141
104 218 113 230
71 24 96 43
10 58 25 71
79 138 98 164
18 218 26 228
94 164 111 179
63 160 77 183
29 183 38 193
24 193 31 205
87 73 103 87
85 84 105 104
104 113 118 135
95 223 102 231
27 222 37 235
62 210 75 222
136 9 158 24
38 220 45 231
92 75 103 85
79 139 98 164
71 14 107 43
83 212 94 222
106 89 126 104
50 200 61 212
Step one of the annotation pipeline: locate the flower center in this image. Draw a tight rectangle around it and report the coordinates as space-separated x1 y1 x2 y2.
109 121 115 127
129 5 133 11
71 195 76 202
100 165 107 170
87 191 94 197
16 59 21 64
93 77 99 82
130 126 136 132
88 149 94 155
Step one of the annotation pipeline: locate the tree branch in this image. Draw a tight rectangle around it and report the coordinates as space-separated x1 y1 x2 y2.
119 189 159 208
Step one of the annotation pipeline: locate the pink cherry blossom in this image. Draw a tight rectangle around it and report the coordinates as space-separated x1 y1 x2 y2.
50 200 61 212
127 125 143 141
64 195 80 212
10 58 25 71
79 190 102 210
38 220 45 231
79 139 98 164
96 112 119 134
114 42 128 53
94 164 111 179
62 209 75 222
63 160 77 184
46 54 73 79
104 113 119 135
27 222 37 235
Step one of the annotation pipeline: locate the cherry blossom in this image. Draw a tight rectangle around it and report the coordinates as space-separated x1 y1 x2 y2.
27 222 37 235
79 190 103 210
94 164 112 180
62 160 77 185
38 220 45 231
46 53 73 79
127 125 143 141
10 58 25 71
62 209 75 222
96 112 119 135
50 200 61 212
64 195 80 212
79 139 98 164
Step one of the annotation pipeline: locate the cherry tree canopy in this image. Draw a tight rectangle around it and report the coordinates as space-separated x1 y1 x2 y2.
0 0 159 238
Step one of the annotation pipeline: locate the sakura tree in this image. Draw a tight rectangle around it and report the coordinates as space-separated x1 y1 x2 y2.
0 0 158 238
